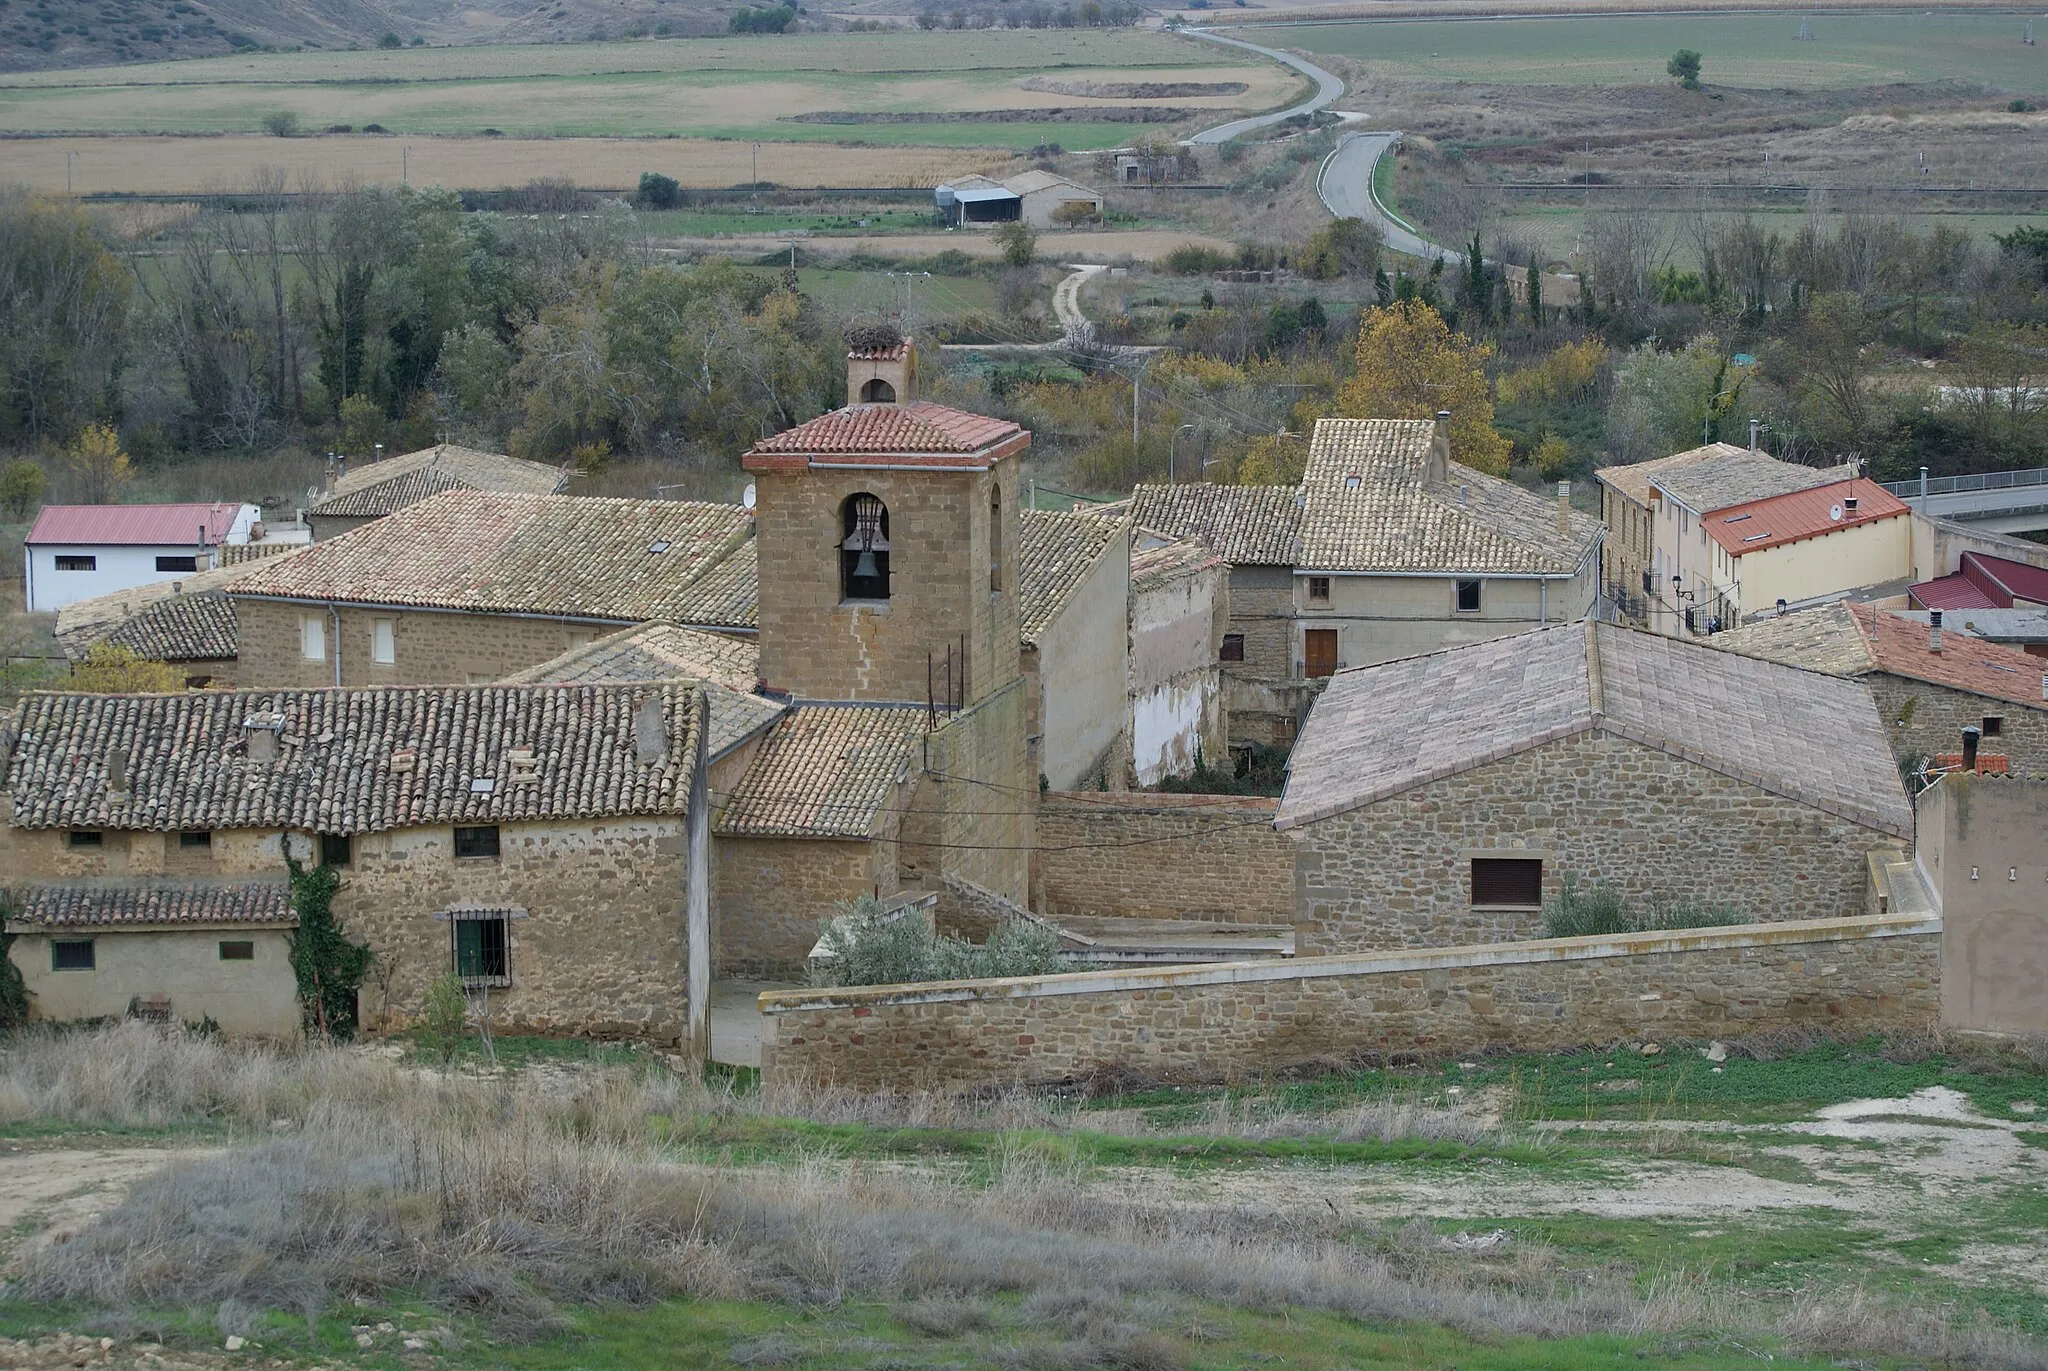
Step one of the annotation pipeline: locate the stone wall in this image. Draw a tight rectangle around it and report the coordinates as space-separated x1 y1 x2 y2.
1293 731 1898 954
751 456 1022 706
715 834 893 977
935 871 1033 941
234 599 607 689
1036 793 1293 924
907 679 1032 904
1224 565 1299 746
1868 674 2048 780
759 914 1940 1090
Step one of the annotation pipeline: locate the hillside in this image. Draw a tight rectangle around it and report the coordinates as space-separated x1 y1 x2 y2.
0 0 734 73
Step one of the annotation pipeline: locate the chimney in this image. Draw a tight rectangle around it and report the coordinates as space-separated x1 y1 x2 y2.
1844 494 1860 513
1929 608 1943 654
244 712 282 764
1427 411 1451 484
1961 724 1981 773
106 746 128 799
633 696 668 765
1555 480 1572 536
844 323 914 408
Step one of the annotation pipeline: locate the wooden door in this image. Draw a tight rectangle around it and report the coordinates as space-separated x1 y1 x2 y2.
1304 629 1338 679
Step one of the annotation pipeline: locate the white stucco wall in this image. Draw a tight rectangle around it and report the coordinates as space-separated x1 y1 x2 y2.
1295 562 1599 670
24 505 257 612
1130 561 1227 784
1035 524 1130 789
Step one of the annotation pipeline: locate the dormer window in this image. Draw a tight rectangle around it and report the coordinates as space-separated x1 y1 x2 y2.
842 494 891 602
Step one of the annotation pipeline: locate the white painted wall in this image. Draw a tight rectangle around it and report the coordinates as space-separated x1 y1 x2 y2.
24 504 259 612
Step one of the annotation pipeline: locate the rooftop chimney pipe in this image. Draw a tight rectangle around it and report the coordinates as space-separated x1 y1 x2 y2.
1929 608 1943 654
1961 724 1981 773
105 746 127 798
1556 480 1572 536
1427 411 1451 484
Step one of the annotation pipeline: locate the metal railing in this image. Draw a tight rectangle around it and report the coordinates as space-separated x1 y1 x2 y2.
1882 467 2048 499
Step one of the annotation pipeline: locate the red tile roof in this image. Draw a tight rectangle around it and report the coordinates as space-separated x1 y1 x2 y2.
847 342 910 361
743 401 1027 470
1851 603 2048 710
28 503 246 547
1933 753 2011 776
1703 478 1909 557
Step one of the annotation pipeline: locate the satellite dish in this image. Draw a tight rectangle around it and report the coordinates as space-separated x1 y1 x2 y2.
1829 504 1844 521
742 482 757 512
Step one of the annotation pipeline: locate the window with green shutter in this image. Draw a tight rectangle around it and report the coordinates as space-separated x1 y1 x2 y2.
453 915 508 984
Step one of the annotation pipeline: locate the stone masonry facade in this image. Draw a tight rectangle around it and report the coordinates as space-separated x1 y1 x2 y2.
1036 793 1293 924
1294 731 1895 954
1867 674 2048 780
716 834 895 977
1224 565 1308 747
235 599 616 689
760 917 1939 1090
2 819 691 1038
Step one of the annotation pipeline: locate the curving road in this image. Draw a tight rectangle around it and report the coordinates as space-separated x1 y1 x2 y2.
1317 129 1460 265
1177 28 1347 145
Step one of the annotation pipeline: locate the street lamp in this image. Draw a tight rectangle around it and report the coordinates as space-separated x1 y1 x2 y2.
1168 423 1197 482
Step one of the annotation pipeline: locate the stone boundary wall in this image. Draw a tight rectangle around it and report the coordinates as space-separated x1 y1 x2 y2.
758 914 1941 1090
1036 792 1293 924
935 872 1034 941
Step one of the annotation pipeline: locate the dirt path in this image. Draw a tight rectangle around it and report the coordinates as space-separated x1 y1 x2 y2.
0 1144 219 1269
663 228 1236 263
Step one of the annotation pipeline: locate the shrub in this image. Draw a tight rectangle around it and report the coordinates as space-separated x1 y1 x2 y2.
378 31 401 47
286 858 375 1040
0 458 46 518
636 171 680 209
994 220 1038 268
1667 48 1702 89
1161 242 1232 275
0 894 29 1034
363 122 388 133
421 974 468 1066
810 896 1070 987
730 3 796 32
260 109 300 137
1542 875 1745 939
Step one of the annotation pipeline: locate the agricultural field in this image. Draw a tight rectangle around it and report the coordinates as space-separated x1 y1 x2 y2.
4 1022 2048 1370
1278 11 2048 91
0 29 1296 152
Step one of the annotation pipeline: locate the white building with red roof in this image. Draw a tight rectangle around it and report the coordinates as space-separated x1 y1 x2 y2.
23 501 260 613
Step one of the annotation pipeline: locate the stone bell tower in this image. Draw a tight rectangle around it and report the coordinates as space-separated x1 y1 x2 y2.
741 326 1030 706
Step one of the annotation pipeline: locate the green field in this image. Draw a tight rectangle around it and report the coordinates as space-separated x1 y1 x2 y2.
1274 11 2048 91
0 28 1277 150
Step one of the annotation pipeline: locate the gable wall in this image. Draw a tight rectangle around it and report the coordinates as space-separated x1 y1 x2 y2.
235 599 605 688
1293 730 1892 954
1867 673 2048 780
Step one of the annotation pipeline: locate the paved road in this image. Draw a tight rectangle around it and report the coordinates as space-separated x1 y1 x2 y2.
1318 129 1459 265
1178 28 1347 144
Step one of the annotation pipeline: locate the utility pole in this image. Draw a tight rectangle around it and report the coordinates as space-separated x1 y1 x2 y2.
752 142 760 205
1169 423 1196 483
403 145 410 184
65 150 77 195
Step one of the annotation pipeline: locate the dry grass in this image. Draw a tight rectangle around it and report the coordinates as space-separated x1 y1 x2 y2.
6 1024 2047 1367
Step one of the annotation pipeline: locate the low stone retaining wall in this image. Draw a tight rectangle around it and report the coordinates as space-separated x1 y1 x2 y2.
1036 791 1293 923
758 914 1941 1090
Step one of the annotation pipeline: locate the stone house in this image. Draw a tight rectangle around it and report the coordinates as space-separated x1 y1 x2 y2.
1126 482 1306 747
227 490 757 689
1595 442 1743 623
1711 601 2048 779
1019 507 1129 790
305 444 570 541
1639 448 1855 637
1296 415 1603 674
2 682 708 1037
1278 619 1912 954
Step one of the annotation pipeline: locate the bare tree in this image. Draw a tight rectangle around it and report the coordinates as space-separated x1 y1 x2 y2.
1584 200 1669 321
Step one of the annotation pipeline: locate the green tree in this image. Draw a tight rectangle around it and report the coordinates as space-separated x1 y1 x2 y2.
1300 217 1382 281
994 221 1038 268
338 391 385 455
1796 293 1876 448
1525 261 1544 326
1667 49 1702 89
0 194 131 443
636 172 681 209
1332 300 1512 475
260 109 301 137
65 421 129 503
420 973 468 1066
285 855 375 1041
377 30 402 47
0 459 45 518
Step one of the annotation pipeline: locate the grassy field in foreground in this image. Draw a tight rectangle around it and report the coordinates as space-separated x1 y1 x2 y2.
1275 11 2048 90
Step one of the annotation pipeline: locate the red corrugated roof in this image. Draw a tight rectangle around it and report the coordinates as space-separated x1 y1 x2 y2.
1965 552 2048 606
743 401 1026 469
27 503 243 547
1703 478 1908 557
1910 572 2003 611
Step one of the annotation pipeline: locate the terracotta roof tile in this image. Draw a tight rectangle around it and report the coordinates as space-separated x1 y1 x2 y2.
4 683 700 833
1299 418 1602 575
715 703 926 839
1651 451 1854 513
1126 483 1302 566
1714 602 2048 710
7 880 294 929
1594 443 1746 507
308 445 569 520
1704 478 1909 557
1019 509 1123 645
1130 537 1223 594
55 555 297 660
743 401 1025 467
230 490 754 624
94 592 238 663
501 624 783 757
1707 602 1876 677
1279 620 1909 838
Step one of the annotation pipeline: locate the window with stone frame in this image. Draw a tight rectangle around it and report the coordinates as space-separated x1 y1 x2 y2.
1306 575 1332 606
1470 857 1543 908
1220 633 1245 663
841 493 892 601
454 825 501 860
1456 580 1483 613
